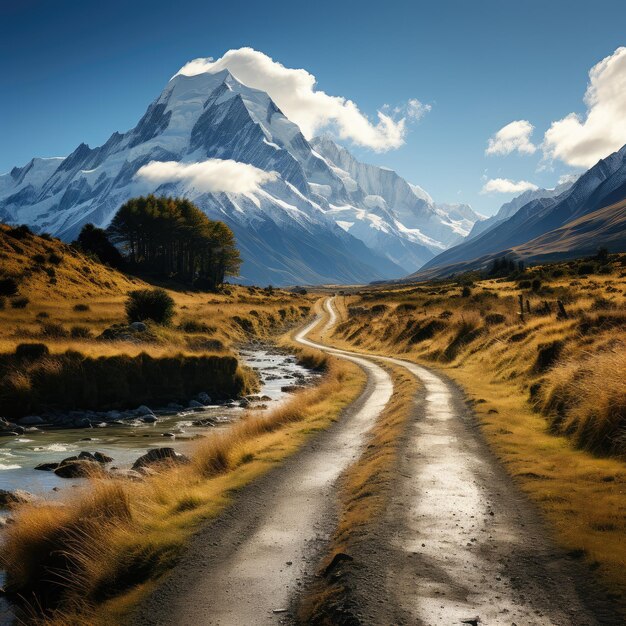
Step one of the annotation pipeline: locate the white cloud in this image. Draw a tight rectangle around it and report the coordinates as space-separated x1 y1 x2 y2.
543 47 626 168
136 159 276 194
481 178 539 194
557 173 580 186
175 48 429 151
486 120 536 156
406 99 432 121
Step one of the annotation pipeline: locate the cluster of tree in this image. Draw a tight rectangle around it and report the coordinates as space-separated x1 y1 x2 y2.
76 196 241 290
487 256 525 278
73 223 126 269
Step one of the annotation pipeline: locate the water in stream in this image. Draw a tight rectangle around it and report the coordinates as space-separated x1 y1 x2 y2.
0 347 316 623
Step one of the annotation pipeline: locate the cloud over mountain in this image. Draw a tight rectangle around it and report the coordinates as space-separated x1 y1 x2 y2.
175 47 424 151
481 178 538 194
136 159 276 194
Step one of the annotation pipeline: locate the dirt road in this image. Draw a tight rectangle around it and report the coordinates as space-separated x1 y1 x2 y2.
132 304 393 625
132 297 616 625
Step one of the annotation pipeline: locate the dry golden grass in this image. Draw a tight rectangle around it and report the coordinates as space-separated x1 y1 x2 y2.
0 223 316 360
326 255 626 611
2 353 366 624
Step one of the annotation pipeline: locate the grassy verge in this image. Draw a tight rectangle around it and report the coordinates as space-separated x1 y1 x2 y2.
298 363 419 623
2 351 366 624
327 255 626 611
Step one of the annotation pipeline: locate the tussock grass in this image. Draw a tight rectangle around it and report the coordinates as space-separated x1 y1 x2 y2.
2 356 366 624
329 255 626 611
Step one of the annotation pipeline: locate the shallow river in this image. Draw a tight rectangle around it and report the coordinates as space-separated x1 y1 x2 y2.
0 347 315 623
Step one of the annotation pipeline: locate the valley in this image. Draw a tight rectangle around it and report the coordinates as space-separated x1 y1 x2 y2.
2 26 626 626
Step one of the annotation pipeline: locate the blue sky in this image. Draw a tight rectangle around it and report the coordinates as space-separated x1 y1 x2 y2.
2 0 626 215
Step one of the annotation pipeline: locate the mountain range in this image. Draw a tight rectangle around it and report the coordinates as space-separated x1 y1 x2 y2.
0 66 483 286
414 144 626 279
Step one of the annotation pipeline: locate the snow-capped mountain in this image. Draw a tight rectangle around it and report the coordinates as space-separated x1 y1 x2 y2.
467 181 575 240
0 65 482 285
416 143 626 278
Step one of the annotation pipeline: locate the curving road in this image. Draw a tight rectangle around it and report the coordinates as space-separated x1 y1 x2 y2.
133 297 613 625
132 300 393 625
321 297 606 625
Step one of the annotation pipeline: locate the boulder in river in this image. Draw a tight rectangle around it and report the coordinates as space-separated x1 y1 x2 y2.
34 462 60 471
141 415 158 424
196 392 212 405
18 415 45 426
135 405 155 416
54 460 105 479
132 447 190 470
188 400 205 409
0 489 37 507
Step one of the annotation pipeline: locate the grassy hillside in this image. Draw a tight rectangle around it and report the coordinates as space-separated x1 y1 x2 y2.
329 255 626 608
0 224 315 415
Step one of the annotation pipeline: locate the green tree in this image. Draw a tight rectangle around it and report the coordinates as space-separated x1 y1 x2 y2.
108 195 240 289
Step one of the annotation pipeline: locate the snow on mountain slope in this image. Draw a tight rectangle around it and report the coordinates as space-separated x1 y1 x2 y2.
0 62 482 284
418 144 626 277
467 181 574 240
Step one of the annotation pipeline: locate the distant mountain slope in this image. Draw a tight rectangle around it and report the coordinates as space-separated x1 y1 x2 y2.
467 181 574 240
310 136 483 269
510 197 626 262
1 62 483 285
417 144 626 277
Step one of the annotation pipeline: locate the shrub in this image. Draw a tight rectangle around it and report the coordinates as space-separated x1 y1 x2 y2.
73 303 90 312
7 225 32 239
0 278 18 297
36 312 49 319
39 321 69 338
0 297 5 310
577 262 596 275
125 288 175 326
179 319 215 334
32 253 46 264
461 285 472 297
11 297 29 309
70 325 93 339
484 313 506 325
15 343 50 361
531 278 542 292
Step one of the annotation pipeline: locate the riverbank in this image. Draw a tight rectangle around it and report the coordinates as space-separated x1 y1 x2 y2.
0 325 366 623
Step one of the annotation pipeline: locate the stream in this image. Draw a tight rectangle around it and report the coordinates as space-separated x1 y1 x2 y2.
0 346 317 623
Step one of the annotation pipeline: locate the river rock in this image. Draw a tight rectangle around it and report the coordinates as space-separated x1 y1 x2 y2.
196 392 212 405
129 321 147 332
135 405 155 417
0 489 37 507
74 417 92 428
18 415 44 426
141 415 158 424
54 460 104 479
35 462 60 471
167 402 184 411
113 468 144 481
188 400 205 409
93 451 114 463
132 447 190 470
105 410 123 421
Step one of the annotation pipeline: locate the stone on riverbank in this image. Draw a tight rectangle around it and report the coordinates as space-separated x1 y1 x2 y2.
132 447 190 470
